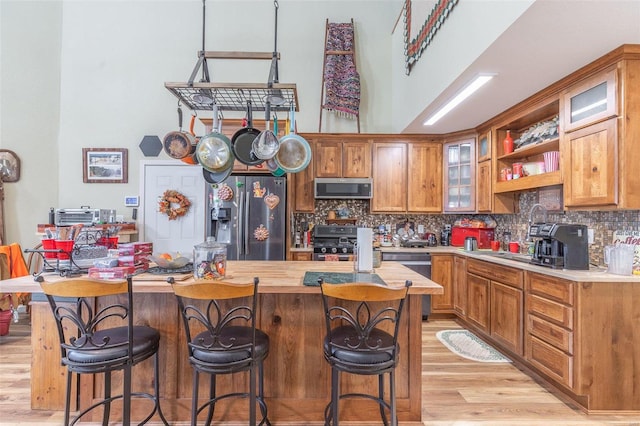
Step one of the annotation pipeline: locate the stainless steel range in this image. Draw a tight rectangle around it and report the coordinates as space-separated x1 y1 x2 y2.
312 225 358 261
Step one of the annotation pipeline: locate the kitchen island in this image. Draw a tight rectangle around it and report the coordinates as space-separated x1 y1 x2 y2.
0 261 442 424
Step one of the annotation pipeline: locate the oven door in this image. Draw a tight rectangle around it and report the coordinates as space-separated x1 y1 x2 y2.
313 253 353 261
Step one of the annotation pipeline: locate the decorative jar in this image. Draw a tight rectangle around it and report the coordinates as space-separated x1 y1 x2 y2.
193 237 227 280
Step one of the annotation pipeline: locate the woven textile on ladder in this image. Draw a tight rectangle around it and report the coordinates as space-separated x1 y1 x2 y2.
323 22 360 119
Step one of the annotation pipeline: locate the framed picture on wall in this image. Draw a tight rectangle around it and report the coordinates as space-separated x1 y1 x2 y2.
82 148 128 183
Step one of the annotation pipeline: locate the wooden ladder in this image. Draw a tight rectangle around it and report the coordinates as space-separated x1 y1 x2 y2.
318 19 361 133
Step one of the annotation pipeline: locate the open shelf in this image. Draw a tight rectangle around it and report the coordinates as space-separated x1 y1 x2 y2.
494 170 562 193
498 138 559 161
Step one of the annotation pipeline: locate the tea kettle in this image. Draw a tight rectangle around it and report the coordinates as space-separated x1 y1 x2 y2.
464 236 478 251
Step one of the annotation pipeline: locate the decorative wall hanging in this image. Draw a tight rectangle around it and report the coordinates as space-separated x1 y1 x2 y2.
82 148 128 183
403 0 459 75
0 149 20 183
158 189 192 220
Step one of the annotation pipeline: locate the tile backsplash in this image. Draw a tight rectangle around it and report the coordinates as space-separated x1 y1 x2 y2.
294 193 640 267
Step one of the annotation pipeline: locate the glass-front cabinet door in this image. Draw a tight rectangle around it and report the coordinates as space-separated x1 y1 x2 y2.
563 67 617 132
443 138 475 212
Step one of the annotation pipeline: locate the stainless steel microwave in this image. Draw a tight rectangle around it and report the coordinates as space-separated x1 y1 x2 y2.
314 178 373 199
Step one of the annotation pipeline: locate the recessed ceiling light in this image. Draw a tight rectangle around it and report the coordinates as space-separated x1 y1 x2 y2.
424 74 495 126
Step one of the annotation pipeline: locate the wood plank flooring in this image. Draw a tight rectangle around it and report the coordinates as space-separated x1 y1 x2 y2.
1 312 639 425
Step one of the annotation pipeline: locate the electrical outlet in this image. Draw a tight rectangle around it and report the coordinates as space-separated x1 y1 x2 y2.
588 228 595 244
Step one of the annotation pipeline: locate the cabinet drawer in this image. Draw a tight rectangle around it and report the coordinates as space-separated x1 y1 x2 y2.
467 259 523 289
526 334 573 389
528 294 573 329
527 314 573 354
528 272 574 305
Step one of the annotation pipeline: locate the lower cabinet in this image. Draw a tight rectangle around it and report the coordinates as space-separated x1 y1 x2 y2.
431 254 454 313
452 256 467 316
290 252 312 261
465 259 524 356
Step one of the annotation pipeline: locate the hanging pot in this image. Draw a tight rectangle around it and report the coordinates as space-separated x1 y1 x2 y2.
231 100 262 166
265 117 285 176
195 104 234 173
163 106 197 159
202 161 233 184
252 101 280 160
274 104 311 173
181 113 199 165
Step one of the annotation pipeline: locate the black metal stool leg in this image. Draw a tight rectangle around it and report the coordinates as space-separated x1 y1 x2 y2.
64 371 72 426
153 350 170 425
377 374 387 426
204 374 216 426
103 371 112 426
191 369 199 426
390 370 397 426
331 368 340 426
122 365 131 426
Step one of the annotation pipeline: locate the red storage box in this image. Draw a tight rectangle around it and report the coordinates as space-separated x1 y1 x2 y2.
451 227 495 249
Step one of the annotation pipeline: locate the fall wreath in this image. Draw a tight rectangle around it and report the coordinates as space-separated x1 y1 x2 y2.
158 189 191 220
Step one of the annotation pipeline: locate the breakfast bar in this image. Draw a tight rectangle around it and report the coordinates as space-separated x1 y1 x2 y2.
0 261 442 424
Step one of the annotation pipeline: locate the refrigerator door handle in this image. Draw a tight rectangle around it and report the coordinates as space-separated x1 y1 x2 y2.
238 189 244 255
244 190 250 255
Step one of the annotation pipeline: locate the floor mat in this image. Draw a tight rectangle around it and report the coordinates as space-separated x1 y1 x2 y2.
436 329 511 363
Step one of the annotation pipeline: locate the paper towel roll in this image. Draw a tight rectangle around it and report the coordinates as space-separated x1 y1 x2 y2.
357 228 373 273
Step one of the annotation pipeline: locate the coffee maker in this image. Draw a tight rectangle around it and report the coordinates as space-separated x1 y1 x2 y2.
528 223 589 270
440 224 451 246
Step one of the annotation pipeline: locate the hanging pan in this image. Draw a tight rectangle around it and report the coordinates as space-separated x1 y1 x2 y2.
195 104 234 173
274 104 311 173
265 115 285 176
163 105 197 159
252 101 280 160
181 112 199 165
231 100 262 166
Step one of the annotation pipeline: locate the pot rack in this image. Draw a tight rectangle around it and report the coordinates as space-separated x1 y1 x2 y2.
164 0 298 113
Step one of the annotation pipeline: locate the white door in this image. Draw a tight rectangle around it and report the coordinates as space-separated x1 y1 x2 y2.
140 161 206 255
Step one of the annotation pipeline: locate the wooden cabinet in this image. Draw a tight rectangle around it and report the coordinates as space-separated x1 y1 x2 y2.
560 49 640 209
465 271 489 332
290 251 312 261
525 272 574 389
443 137 475 212
291 137 315 212
452 256 467 317
407 142 442 212
315 139 371 178
430 254 454 313
476 160 492 212
371 142 407 212
562 118 617 207
466 259 524 355
371 140 442 213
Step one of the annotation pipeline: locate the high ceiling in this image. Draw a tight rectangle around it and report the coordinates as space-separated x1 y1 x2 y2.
402 0 640 134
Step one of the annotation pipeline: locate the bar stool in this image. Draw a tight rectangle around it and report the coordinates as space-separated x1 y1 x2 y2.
37 275 169 426
319 279 412 426
171 277 270 426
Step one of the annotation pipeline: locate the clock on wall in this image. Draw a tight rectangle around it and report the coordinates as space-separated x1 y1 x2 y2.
0 150 20 182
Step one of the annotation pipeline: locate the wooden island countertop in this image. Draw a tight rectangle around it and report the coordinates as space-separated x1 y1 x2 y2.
2 261 440 425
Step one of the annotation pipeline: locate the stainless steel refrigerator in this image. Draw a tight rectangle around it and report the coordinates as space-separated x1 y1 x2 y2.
206 175 286 260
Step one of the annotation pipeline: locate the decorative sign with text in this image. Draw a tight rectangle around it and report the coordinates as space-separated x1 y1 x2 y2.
612 230 640 275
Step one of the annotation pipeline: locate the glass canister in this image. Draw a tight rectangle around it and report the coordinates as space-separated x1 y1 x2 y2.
193 237 227 280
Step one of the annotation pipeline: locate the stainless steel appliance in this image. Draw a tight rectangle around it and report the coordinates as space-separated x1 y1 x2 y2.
314 178 373 199
528 223 589 270
381 251 432 320
312 225 358 261
206 175 286 260
55 208 101 226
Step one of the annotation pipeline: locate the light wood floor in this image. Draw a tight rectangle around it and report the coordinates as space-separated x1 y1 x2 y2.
1 313 639 425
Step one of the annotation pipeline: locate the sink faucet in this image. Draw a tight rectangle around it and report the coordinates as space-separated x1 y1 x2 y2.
528 203 548 227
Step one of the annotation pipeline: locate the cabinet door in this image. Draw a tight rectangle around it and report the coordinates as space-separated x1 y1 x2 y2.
431 255 454 312
453 256 467 317
490 281 524 355
476 160 492 212
315 140 342 177
443 138 476 212
563 118 617 207
343 141 371 177
293 150 315 212
466 273 489 333
371 143 407 212
563 67 617 132
407 142 442 212
290 252 312 261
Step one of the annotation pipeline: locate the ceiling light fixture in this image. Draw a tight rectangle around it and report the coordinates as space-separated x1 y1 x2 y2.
423 74 495 126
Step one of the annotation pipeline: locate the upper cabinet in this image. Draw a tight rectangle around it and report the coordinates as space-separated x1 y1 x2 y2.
371 138 442 213
476 129 492 212
315 139 371 178
560 46 640 210
563 67 617 132
443 137 475 212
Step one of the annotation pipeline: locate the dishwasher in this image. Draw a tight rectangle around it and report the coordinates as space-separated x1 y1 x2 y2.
381 251 432 320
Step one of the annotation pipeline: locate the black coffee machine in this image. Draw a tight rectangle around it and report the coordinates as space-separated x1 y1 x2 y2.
440 224 451 246
528 223 589 270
